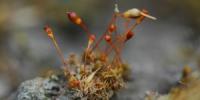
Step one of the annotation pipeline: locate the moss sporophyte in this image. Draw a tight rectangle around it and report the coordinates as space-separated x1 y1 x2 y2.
44 3 156 100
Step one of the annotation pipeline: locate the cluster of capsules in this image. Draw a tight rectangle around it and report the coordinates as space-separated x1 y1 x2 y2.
66 4 156 64
44 4 156 99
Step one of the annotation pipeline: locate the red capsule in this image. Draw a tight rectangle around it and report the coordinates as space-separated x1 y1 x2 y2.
44 25 54 38
89 34 96 42
67 12 82 25
125 31 134 41
109 24 117 33
104 35 112 42
87 34 96 50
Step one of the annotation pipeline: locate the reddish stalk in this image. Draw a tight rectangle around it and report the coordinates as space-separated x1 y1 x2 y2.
67 11 96 63
104 34 122 63
104 20 139 59
91 14 118 52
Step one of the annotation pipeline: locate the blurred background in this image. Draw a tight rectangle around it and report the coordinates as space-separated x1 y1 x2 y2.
0 0 200 99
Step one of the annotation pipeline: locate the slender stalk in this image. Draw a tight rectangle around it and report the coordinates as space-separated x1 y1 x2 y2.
51 37 67 66
91 14 117 51
80 23 92 38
